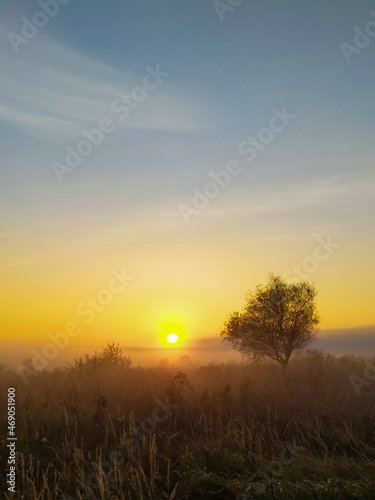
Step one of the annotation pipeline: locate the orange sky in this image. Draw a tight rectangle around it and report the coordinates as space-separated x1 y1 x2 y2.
1 224 374 360
1 2 375 366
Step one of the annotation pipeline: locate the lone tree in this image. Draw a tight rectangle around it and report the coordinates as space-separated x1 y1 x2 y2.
220 274 319 380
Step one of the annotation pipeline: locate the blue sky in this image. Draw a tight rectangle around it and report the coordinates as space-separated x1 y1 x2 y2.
0 0 374 356
1 1 374 192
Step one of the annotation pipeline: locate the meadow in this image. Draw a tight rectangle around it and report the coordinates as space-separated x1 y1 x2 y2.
1 346 375 499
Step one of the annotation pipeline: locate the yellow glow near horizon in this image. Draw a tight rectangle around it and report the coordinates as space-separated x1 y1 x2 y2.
167 333 179 344
0 228 374 354
159 321 186 347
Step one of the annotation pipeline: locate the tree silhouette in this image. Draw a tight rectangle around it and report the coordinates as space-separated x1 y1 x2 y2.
220 274 319 380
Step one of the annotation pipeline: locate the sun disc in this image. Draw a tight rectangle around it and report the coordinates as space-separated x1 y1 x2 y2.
167 333 179 344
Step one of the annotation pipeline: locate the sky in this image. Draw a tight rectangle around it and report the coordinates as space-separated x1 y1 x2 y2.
0 0 374 366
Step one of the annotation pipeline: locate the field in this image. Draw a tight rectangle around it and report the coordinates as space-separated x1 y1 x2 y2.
1 348 375 499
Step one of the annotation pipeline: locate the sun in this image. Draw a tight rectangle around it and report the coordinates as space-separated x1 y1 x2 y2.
167 333 179 344
159 320 186 347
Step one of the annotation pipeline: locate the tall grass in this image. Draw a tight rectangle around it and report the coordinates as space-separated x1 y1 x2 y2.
1 350 375 499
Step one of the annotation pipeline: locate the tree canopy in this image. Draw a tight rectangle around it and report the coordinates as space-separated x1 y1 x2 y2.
220 274 320 378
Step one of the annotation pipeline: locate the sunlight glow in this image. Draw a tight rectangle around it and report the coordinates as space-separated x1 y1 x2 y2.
167 333 179 344
158 320 186 348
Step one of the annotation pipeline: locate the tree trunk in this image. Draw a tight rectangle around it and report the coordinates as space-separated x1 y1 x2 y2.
281 360 288 385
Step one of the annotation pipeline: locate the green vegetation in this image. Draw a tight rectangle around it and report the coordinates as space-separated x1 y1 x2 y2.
221 275 320 380
1 346 375 499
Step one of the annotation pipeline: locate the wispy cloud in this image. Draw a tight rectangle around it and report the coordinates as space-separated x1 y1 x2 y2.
207 171 375 218
0 36 208 140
